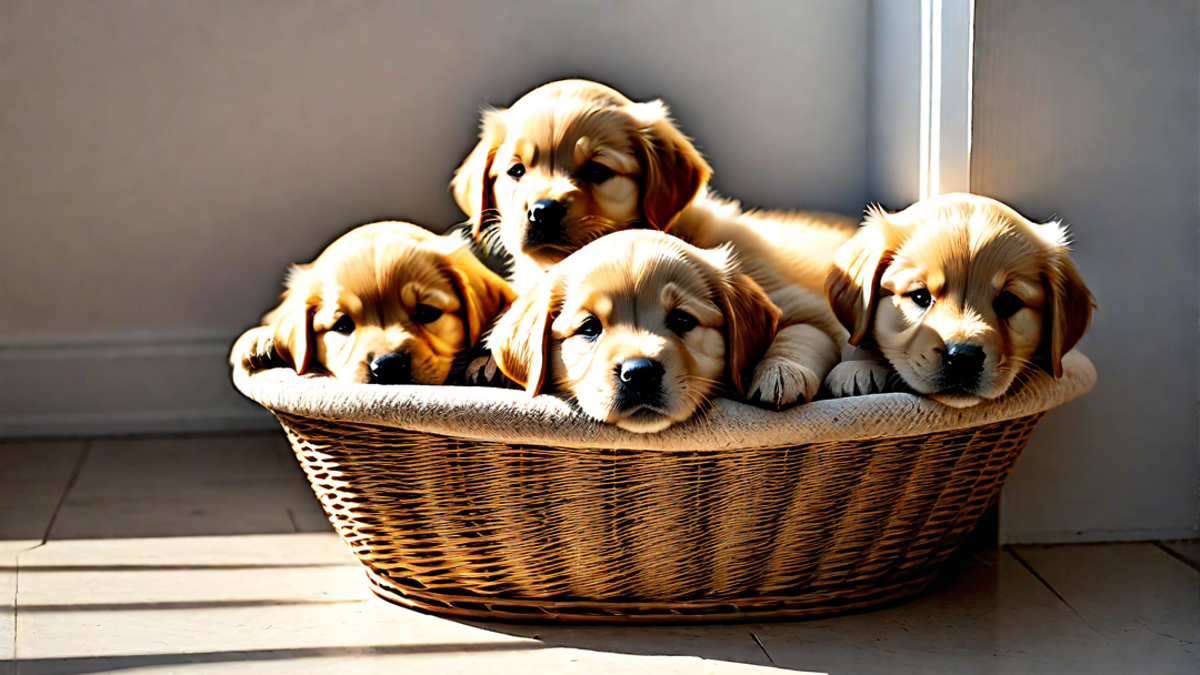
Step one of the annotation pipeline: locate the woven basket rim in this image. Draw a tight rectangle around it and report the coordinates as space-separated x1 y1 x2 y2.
232 351 1095 452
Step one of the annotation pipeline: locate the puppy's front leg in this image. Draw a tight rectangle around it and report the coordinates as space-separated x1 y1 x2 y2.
822 346 895 398
747 324 842 409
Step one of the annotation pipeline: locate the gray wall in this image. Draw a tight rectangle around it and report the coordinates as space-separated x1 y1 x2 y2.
973 0 1200 542
0 0 870 435
5 0 1194 545
867 0 921 210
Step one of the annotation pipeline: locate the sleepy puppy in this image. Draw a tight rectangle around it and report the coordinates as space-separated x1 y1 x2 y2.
489 230 780 433
452 79 705 294
231 221 514 384
824 193 1094 407
453 79 854 407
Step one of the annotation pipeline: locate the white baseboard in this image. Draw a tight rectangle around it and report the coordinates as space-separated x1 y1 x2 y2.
1001 527 1200 545
0 330 277 438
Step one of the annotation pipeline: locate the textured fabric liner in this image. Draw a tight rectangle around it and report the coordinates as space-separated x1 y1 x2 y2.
233 351 1095 451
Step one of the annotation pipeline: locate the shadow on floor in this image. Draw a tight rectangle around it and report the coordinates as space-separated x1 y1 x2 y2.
439 549 1006 673
12 642 549 675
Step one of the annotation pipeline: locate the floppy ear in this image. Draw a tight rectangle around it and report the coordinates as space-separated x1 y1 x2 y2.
625 101 712 231
717 272 781 397
825 208 896 346
443 245 517 347
1037 253 1094 378
487 273 558 396
268 303 315 375
262 267 317 375
451 109 507 238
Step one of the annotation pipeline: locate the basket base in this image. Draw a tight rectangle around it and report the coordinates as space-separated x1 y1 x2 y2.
363 567 940 624
271 409 1047 625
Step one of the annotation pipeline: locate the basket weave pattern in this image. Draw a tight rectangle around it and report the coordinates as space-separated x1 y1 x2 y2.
275 411 1042 622
236 352 1094 622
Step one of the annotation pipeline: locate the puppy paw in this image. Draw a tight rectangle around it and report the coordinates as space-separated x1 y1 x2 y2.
465 355 494 383
747 358 822 410
231 327 281 372
823 360 893 398
465 353 514 388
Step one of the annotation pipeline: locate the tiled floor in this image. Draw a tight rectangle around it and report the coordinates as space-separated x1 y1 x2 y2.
1 433 1196 674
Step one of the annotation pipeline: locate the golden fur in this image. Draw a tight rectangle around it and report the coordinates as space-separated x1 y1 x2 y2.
453 79 854 408
824 193 1094 407
231 221 514 384
489 230 780 433
453 80 710 292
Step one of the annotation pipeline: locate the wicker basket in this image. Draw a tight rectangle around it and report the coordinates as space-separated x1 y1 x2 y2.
233 352 1095 623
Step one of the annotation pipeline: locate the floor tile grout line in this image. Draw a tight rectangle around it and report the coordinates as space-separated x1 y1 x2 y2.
286 507 301 533
11 440 91 670
7 575 14 675
1152 540 1200 573
749 632 775 667
1003 545 1108 640
8 545 43 675
1003 545 1074 610
38 440 92 546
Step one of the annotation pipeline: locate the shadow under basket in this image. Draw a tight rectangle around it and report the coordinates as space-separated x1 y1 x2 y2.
233 352 1096 623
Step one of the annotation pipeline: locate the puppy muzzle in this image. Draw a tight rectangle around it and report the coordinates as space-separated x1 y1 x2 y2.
937 342 985 392
522 199 567 249
614 357 667 411
368 351 414 385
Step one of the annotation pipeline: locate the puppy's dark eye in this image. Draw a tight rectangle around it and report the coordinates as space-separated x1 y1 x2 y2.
411 304 444 324
577 161 615 184
994 290 1025 319
666 309 698 335
332 315 355 334
507 163 526 180
574 316 602 339
905 288 933 309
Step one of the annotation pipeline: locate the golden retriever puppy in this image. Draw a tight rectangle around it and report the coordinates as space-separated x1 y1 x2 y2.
453 79 854 408
489 230 780 433
231 221 514 384
824 193 1094 407
452 79 705 293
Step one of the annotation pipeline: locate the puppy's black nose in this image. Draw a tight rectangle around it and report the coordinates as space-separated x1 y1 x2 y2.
527 199 566 229
368 351 412 385
942 343 985 387
618 358 664 393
